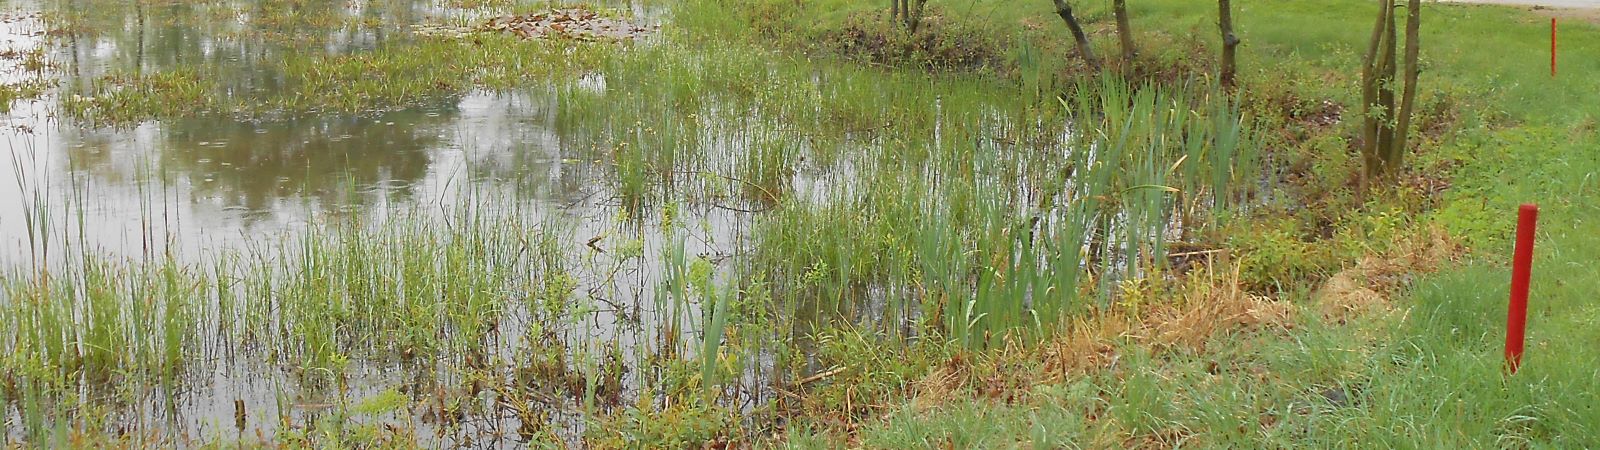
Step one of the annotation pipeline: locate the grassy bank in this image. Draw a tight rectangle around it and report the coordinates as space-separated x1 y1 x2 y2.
4 0 1600 447
713 0 1600 447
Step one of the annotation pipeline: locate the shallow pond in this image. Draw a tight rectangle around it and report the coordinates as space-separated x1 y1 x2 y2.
1 0 674 263
0 0 1249 446
0 1 767 446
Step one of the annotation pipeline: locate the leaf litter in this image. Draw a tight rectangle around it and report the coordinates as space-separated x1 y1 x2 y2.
483 8 657 41
410 8 657 41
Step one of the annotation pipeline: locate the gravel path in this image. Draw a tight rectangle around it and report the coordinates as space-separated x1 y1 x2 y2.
1445 0 1600 7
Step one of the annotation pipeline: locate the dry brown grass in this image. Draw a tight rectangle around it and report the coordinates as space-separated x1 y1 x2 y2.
887 230 1461 445
908 260 1294 411
1315 227 1464 322
1042 261 1294 377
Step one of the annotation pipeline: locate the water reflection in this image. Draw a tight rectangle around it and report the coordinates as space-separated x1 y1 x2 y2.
0 0 607 260
155 109 442 217
54 0 437 86
0 0 757 444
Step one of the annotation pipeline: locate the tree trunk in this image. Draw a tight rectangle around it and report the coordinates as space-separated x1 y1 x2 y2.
1375 3 1399 176
1218 0 1240 90
1114 0 1137 66
1393 0 1422 170
891 0 927 33
1052 0 1100 70
907 0 927 34
1359 0 1391 188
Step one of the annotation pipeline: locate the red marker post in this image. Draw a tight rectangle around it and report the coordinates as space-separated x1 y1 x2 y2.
1505 204 1538 374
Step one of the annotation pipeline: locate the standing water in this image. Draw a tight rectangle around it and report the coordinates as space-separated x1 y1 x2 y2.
0 0 1260 446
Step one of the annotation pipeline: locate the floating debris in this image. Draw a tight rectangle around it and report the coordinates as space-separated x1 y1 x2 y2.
481 8 656 41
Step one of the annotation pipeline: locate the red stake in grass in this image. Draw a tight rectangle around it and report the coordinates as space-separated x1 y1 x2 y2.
1552 18 1558 78
1505 204 1539 374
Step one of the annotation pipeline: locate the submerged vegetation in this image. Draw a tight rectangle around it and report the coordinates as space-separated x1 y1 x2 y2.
2 0 1600 447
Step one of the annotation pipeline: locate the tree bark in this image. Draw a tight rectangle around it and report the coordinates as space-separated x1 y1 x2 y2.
1114 0 1137 66
908 0 927 34
1218 0 1240 90
1052 0 1100 70
1393 0 1422 169
1359 0 1388 186
1375 2 1399 176
891 0 927 33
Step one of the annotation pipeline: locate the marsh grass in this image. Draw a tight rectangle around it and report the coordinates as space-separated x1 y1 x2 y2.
745 78 1260 350
724 0 1600 447
18 0 1600 446
6 4 1269 446
23 50 1276 445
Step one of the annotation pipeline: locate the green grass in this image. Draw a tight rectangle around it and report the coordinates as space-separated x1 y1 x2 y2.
724 0 1600 447
8 0 1600 447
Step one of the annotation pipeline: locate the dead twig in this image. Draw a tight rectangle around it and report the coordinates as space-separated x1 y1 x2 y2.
797 365 848 387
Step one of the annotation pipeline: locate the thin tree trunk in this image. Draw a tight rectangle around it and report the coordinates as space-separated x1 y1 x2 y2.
908 0 927 34
1052 0 1100 70
1114 0 1137 66
1218 0 1240 90
1393 0 1422 169
1375 4 1398 176
892 0 901 24
1359 0 1393 186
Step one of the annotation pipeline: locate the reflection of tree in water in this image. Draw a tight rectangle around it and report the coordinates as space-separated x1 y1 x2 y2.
454 92 601 206
57 0 432 97
155 108 449 216
46 0 640 219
